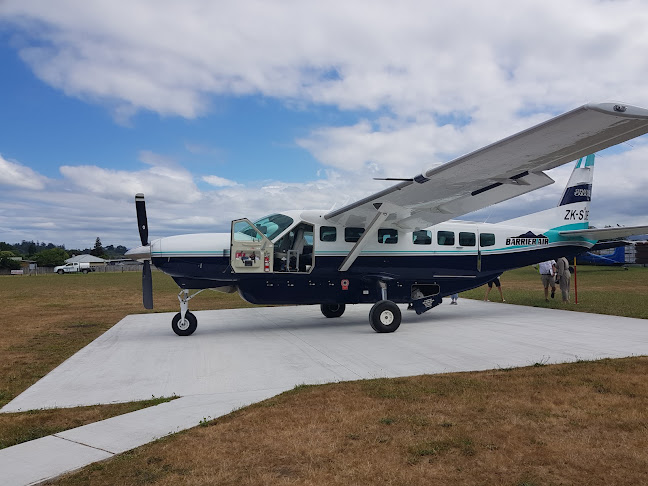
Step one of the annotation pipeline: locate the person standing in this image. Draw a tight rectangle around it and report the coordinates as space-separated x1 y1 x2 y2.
539 260 556 302
484 276 505 302
450 293 459 305
556 256 571 303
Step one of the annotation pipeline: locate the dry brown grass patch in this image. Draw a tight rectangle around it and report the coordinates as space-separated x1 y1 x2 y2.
0 272 255 447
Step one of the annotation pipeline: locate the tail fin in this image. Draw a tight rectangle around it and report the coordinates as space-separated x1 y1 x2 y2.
500 154 595 231
576 244 626 265
557 153 594 208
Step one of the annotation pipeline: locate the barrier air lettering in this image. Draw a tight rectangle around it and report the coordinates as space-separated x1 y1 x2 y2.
564 209 589 221
505 237 549 246
505 231 549 247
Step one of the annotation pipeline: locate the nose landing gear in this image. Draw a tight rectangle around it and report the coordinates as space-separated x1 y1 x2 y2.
171 289 206 336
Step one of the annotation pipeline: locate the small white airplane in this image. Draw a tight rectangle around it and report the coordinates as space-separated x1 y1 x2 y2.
126 102 648 335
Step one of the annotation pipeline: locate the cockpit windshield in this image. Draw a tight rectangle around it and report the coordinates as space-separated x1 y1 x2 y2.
253 214 294 241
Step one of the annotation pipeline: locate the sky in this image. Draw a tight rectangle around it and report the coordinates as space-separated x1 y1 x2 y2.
1 0 648 251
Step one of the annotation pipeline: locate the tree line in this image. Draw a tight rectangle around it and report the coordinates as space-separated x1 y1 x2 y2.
0 238 129 269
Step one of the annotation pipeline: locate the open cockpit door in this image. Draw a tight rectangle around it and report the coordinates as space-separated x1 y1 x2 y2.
230 219 274 273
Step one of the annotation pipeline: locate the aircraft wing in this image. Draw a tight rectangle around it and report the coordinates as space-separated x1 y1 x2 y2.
325 102 648 229
559 226 648 240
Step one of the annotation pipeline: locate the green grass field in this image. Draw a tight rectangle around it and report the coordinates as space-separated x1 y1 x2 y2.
461 265 648 319
1 266 647 485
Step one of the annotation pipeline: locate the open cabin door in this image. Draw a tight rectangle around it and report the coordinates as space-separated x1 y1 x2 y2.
230 219 274 273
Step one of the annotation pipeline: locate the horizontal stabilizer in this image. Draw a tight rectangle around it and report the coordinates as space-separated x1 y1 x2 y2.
589 240 632 251
559 226 648 240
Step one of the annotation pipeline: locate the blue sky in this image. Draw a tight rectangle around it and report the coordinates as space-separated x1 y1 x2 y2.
0 41 328 183
1 0 648 250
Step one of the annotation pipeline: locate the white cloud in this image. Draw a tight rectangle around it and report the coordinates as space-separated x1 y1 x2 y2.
3 0 648 122
202 175 239 187
59 151 202 204
297 119 476 176
0 154 48 189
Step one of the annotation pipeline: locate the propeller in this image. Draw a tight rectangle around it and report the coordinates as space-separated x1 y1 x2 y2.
135 193 154 309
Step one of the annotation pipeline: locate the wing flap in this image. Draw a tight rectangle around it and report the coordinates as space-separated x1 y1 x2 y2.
325 102 648 228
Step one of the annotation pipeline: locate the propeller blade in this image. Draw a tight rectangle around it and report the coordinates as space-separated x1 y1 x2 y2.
142 260 153 309
135 193 149 246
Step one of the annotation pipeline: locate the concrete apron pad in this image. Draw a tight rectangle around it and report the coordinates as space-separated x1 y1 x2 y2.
1 301 647 485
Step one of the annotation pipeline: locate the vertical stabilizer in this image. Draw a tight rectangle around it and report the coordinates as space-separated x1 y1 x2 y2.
558 153 594 207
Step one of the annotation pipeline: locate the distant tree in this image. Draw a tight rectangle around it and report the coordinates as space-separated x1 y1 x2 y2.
1 241 68 257
103 244 129 258
0 250 21 270
33 248 69 267
90 237 105 258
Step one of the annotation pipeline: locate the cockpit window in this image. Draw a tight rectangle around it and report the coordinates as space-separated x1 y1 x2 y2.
253 214 294 241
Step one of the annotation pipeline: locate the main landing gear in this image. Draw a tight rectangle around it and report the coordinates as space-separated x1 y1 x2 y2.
319 281 402 333
172 289 206 336
369 281 401 333
369 300 401 333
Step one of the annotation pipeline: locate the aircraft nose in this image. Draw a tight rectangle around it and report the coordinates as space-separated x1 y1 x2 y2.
125 244 151 261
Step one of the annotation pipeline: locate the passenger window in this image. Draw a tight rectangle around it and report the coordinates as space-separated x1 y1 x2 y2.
437 231 454 246
345 227 365 243
480 233 496 247
413 230 432 245
320 226 337 242
378 229 398 244
459 232 476 246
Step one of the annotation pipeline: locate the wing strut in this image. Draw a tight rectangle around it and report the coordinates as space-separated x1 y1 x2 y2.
338 206 391 272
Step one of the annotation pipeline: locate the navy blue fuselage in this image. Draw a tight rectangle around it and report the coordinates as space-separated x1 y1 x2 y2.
153 243 584 305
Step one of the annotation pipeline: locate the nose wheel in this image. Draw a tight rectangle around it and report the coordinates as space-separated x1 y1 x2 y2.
172 311 197 336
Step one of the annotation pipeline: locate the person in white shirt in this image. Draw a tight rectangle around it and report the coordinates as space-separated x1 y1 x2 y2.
538 260 556 301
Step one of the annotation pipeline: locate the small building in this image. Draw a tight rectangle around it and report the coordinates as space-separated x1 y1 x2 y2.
66 255 106 267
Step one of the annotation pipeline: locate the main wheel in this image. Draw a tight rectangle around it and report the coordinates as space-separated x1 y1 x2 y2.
57 269 64 275
172 311 198 336
369 300 401 333
321 303 346 318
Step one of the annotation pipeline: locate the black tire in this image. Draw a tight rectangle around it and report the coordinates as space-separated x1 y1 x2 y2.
369 300 401 333
82 269 89 274
57 269 64 275
172 311 198 336
320 303 346 318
